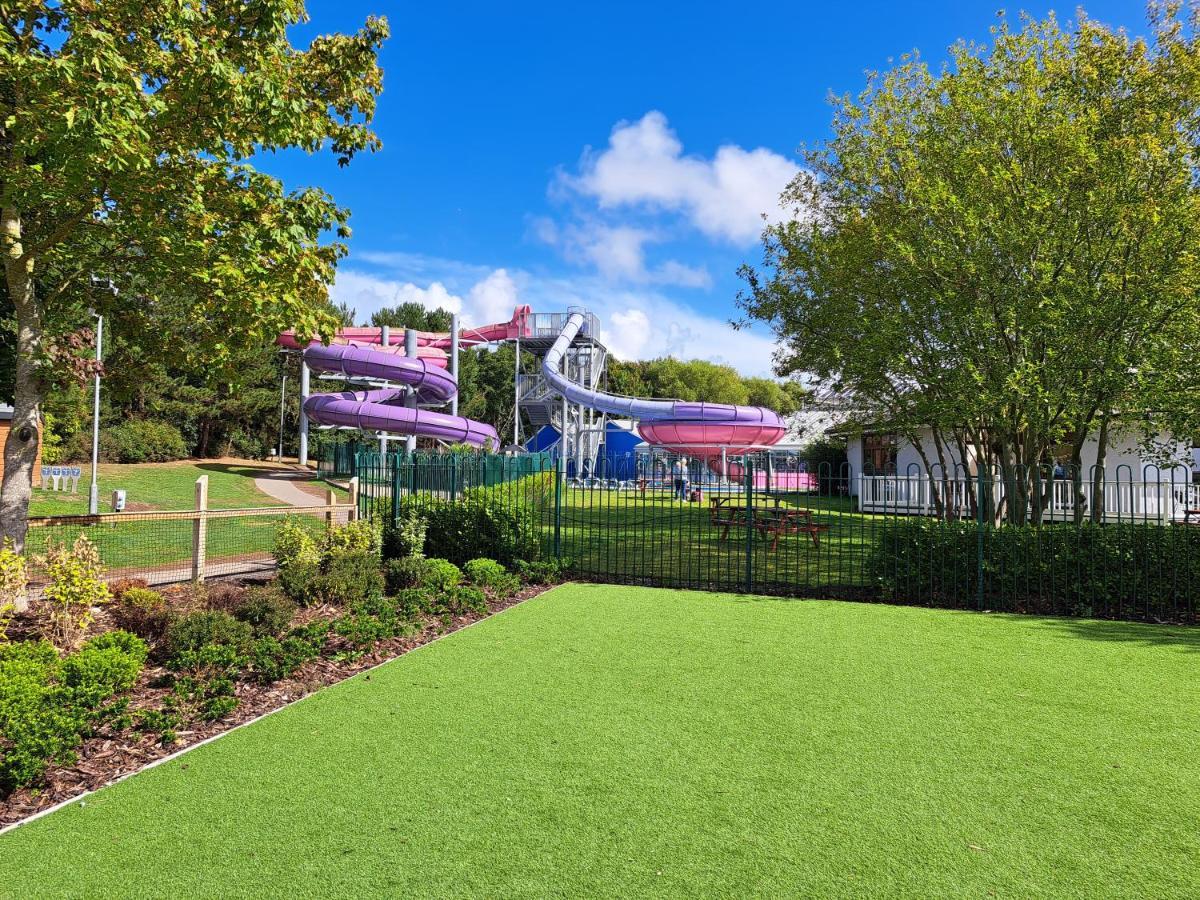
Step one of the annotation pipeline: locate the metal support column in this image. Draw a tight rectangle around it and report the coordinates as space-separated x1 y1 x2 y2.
298 359 310 467
378 325 391 456
404 328 417 455
513 331 521 447
450 313 460 416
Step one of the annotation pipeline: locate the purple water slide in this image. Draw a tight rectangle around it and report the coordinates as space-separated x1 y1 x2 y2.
542 313 786 454
301 343 500 450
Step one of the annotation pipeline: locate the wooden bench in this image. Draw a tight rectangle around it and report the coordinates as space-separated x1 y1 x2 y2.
709 499 830 550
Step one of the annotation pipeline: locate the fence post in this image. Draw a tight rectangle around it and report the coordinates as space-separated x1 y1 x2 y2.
744 458 754 593
192 475 208 583
554 456 562 559
975 467 985 610
347 477 359 522
326 486 338 528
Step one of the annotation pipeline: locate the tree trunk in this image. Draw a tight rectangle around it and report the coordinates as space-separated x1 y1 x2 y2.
0 206 46 554
1090 412 1110 525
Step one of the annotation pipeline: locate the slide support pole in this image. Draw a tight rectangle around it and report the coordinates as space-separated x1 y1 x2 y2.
404 328 417 455
298 359 310 467
450 314 460 416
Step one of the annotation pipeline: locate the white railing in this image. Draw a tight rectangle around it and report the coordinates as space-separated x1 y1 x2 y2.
857 475 1200 522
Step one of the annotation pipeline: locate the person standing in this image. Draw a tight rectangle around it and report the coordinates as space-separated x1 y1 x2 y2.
672 457 688 501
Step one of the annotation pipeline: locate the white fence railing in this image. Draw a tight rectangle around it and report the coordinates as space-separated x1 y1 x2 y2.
857 475 1200 522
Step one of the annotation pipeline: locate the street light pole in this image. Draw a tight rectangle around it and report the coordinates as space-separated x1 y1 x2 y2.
277 371 288 460
88 313 103 515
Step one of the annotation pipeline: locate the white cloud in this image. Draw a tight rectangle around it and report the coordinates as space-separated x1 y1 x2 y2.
538 220 711 288
330 270 464 324
564 111 801 244
467 269 519 325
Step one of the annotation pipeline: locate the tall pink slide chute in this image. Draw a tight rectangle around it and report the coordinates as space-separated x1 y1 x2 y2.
277 307 533 452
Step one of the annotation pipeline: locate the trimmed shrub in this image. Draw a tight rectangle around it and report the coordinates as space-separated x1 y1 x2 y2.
394 587 439 620
515 558 569 585
384 556 428 594
443 585 487 616
867 519 1200 619
96 420 188 464
382 511 428 561
323 518 381 560
250 629 324 683
166 610 253 661
463 558 518 595
232 586 297 637
0 635 145 796
308 552 385 606
422 559 462 592
276 559 320 605
112 587 175 644
273 518 321 569
402 494 540 567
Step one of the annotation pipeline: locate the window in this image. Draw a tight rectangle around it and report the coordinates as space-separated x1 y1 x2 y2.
863 433 898 475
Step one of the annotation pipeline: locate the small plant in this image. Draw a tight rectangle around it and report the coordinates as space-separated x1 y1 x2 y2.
515 558 569 585
250 631 323 683
443 585 488 616
0 541 28 627
61 631 149 709
382 511 428 560
108 577 149 600
273 517 321 569
307 552 385 606
166 610 254 660
38 535 111 649
463 558 519 595
112 587 175 644
323 518 381 560
276 559 320 605
332 594 412 648
198 581 247 615
394 587 438 620
423 558 462 592
384 556 427 593
232 585 297 637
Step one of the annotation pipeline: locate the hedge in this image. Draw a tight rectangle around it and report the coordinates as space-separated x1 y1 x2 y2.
868 519 1200 621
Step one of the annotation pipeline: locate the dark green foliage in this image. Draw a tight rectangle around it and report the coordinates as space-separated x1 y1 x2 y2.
442 585 488 616
69 419 189 464
166 611 254 661
516 558 569 585
332 595 410 648
384 556 427 593
463 558 519 595
133 708 181 745
112 587 175 644
0 636 145 796
422 558 462 592
868 519 1200 618
393 587 438 620
381 511 428 561
278 552 383 607
405 495 540 567
250 630 323 683
232 586 297 637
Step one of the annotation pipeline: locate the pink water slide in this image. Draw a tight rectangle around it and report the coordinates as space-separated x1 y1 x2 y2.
276 307 533 451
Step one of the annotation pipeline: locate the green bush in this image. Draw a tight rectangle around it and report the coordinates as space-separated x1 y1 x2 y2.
308 552 385 606
166 611 254 660
463 558 518 595
422 558 462 592
332 595 411 648
276 559 320 605
516 558 569 585
382 511 428 560
112 587 175 644
0 636 145 796
442 585 488 616
393 587 438 620
91 419 188 464
401 494 540 567
250 630 324 683
273 518 321 569
323 518 381 560
384 556 428 594
867 519 1200 618
232 586 297 637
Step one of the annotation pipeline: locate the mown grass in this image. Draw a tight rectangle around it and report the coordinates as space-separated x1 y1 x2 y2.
2 584 1196 897
25 460 319 576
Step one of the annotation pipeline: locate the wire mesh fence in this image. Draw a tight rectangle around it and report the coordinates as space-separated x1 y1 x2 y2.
25 504 345 590
359 449 1199 623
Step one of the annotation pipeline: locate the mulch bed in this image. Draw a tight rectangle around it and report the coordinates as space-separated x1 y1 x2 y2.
0 581 556 830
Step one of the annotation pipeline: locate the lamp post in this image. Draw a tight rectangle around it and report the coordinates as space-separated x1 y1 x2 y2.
87 310 103 515
277 371 288 460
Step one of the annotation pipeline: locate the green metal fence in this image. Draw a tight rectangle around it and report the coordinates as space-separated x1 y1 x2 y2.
357 450 1200 624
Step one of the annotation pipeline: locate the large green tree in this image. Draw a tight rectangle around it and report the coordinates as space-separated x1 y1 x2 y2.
739 5 1200 523
0 1 387 546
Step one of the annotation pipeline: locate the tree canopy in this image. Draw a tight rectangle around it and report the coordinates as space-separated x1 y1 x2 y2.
0 1 388 545
738 5 1200 523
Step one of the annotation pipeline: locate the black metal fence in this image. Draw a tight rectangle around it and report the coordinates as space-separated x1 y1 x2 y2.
359 450 1200 624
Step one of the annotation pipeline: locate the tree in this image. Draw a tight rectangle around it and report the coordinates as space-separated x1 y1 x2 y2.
370 302 453 332
739 5 1200 524
606 358 805 415
0 2 387 546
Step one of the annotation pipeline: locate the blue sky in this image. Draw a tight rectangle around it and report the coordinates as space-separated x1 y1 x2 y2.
263 0 1149 375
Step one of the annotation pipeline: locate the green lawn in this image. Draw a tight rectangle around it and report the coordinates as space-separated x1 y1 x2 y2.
3 585 1197 897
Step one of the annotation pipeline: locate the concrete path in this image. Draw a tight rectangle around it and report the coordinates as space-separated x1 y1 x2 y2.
253 469 350 523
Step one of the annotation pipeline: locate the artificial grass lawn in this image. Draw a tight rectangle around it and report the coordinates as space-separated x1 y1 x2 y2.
3 585 1198 897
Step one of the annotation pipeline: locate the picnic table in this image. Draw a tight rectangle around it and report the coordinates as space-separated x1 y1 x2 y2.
709 497 830 550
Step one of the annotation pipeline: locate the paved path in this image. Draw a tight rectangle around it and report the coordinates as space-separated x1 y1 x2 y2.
253 469 351 522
